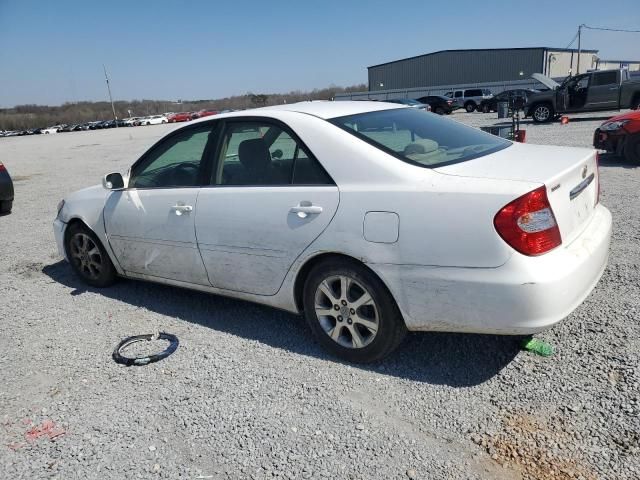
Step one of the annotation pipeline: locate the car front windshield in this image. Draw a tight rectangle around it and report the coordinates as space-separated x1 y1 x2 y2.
329 108 511 168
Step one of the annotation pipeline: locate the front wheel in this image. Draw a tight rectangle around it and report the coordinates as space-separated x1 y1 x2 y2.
624 134 640 165
302 259 407 363
532 103 554 123
65 223 117 287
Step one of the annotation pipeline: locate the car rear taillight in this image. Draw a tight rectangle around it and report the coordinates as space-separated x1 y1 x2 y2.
0 162 5 172
494 186 562 256
447 100 453 105
595 153 600 206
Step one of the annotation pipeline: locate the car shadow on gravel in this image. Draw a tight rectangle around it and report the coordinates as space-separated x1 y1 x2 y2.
43 261 522 387
598 152 636 169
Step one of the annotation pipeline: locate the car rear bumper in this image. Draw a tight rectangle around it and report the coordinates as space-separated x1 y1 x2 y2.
53 218 67 260
0 175 14 201
370 204 612 334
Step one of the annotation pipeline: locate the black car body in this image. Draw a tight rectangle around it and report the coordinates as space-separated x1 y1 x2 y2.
0 161 14 214
416 95 458 114
478 89 539 113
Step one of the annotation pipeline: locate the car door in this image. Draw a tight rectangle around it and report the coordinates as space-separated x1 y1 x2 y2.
585 71 619 110
104 123 218 285
195 118 339 295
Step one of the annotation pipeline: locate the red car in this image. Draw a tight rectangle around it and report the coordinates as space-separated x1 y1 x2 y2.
167 112 192 123
191 110 217 120
593 109 640 164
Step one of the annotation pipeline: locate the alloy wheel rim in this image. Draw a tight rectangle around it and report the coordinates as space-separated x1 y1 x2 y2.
69 233 103 280
535 106 550 121
314 275 379 349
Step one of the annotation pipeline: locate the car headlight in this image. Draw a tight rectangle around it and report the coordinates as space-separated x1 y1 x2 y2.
600 120 629 131
56 199 65 217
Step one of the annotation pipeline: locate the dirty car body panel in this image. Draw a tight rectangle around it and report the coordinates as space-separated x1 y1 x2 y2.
54 101 612 336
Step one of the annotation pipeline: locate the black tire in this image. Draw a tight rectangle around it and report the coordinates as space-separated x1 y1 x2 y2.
481 104 490 113
631 95 640 111
531 103 554 123
302 258 407 363
435 107 445 115
624 133 640 165
0 200 12 214
464 102 476 113
64 222 117 287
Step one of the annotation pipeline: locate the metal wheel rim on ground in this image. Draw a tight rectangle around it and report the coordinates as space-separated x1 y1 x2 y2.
534 105 550 121
314 275 379 349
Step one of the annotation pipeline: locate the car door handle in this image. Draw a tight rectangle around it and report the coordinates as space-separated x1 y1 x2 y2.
171 204 193 216
290 204 323 218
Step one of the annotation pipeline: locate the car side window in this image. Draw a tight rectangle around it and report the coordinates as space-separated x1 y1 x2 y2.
592 71 617 86
454 91 463 98
129 125 213 189
214 121 332 186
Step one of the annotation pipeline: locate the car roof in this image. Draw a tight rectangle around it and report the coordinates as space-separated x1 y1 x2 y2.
191 100 404 124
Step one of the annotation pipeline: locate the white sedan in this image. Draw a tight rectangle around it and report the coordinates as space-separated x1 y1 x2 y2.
53 101 611 362
140 114 168 125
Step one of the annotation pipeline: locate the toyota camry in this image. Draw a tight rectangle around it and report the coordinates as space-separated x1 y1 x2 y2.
53 101 612 362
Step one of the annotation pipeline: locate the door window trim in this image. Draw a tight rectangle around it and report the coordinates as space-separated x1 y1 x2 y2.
205 116 335 188
127 120 220 190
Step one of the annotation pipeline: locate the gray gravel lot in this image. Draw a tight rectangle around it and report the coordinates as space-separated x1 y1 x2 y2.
0 110 638 479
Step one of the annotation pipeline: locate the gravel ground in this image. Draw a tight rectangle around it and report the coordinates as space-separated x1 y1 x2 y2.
0 110 638 479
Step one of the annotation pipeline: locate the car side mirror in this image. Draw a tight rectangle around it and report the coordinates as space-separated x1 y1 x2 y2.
271 149 283 159
102 172 125 190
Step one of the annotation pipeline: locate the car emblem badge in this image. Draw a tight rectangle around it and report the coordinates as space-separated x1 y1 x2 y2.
581 166 588 179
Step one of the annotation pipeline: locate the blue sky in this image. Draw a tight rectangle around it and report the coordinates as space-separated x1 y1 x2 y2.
0 0 639 107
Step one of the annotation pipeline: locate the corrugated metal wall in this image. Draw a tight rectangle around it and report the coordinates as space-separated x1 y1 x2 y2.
368 49 545 91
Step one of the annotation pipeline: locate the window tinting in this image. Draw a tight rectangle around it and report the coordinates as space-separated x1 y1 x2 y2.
215 122 332 186
329 108 510 168
129 126 212 188
592 71 618 86
465 89 483 97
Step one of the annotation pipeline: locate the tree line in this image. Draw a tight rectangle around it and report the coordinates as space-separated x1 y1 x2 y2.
0 84 367 131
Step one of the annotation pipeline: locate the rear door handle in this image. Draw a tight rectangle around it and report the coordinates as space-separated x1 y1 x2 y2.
171 204 193 216
290 203 323 218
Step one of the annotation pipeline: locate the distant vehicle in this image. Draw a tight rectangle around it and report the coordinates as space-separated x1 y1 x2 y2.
385 99 431 111
478 89 539 113
54 101 611 362
527 69 640 123
123 117 141 126
0 161 14 214
168 112 192 123
416 95 458 115
444 88 493 112
141 115 168 126
594 109 640 164
42 125 62 134
59 125 76 132
191 110 218 120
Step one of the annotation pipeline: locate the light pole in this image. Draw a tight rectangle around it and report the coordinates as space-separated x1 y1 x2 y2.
103 64 118 127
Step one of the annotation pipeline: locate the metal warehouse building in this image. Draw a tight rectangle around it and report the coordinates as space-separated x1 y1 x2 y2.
368 47 599 92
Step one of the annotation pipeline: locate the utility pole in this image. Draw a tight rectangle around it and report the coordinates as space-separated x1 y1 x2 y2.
103 64 118 127
577 24 583 74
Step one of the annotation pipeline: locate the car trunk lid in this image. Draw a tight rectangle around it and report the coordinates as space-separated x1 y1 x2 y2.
435 143 599 246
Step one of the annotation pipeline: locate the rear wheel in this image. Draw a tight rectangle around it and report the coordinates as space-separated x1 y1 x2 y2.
465 102 476 113
64 223 117 287
435 107 445 115
624 133 640 165
532 103 554 123
481 104 490 113
0 200 12 214
302 259 407 363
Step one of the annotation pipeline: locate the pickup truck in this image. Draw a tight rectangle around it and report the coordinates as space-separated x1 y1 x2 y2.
525 69 640 123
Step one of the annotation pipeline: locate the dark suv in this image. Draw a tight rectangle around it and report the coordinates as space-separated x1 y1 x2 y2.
478 89 539 113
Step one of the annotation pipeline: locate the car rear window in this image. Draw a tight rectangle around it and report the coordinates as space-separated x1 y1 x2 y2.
329 108 510 168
